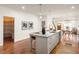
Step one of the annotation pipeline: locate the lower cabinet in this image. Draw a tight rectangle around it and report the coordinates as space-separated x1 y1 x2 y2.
36 31 60 54
47 32 60 53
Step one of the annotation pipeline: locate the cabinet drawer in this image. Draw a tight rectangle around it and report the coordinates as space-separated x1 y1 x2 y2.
48 35 58 45
48 42 55 53
48 36 54 43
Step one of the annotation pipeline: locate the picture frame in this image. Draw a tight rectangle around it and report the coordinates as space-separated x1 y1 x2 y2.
22 21 28 30
22 21 33 30
29 21 33 29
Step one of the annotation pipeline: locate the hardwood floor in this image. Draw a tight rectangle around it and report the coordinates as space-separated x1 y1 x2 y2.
0 33 79 54
51 33 79 54
0 38 33 54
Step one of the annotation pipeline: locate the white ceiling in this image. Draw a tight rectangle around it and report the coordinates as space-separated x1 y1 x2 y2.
0 4 79 15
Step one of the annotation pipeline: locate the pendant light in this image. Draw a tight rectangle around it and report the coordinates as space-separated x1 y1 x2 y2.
39 4 46 34
39 4 43 19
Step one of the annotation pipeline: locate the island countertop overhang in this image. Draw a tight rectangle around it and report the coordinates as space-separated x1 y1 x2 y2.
30 30 61 38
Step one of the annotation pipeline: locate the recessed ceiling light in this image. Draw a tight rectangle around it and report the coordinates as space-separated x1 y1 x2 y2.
22 6 25 10
40 15 42 19
72 6 75 9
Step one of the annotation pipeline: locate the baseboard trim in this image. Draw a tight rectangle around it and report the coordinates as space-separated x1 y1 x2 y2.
14 38 30 44
0 44 3 48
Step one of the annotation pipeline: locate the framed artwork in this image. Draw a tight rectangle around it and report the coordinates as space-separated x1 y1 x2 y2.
22 21 33 30
22 21 28 30
29 21 33 29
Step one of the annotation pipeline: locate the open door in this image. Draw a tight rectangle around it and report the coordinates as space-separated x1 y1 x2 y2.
3 16 14 46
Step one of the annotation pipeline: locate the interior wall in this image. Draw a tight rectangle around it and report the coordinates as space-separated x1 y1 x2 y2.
0 6 41 45
0 16 3 46
45 12 79 30
0 5 79 46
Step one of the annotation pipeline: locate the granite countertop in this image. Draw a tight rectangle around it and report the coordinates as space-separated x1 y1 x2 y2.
30 30 60 38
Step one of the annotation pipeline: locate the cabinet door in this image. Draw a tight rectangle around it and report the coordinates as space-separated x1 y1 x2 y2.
47 33 60 53
47 36 55 53
36 37 47 54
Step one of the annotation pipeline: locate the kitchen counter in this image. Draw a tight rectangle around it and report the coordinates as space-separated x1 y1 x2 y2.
30 30 61 54
30 30 60 38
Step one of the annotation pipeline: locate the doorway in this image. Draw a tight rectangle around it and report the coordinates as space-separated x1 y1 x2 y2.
3 16 14 47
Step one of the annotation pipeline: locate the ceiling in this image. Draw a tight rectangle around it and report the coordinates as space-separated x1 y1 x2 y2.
0 4 79 15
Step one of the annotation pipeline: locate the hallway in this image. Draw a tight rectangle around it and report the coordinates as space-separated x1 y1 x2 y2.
0 32 79 54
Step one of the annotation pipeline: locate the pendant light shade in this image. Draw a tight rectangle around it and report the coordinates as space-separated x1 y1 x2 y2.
39 4 43 19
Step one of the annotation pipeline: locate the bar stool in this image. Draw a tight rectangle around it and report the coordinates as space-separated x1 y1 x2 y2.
30 35 36 53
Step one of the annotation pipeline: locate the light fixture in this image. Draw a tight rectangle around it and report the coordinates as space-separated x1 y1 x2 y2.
39 4 43 19
22 6 25 10
40 15 42 19
71 6 75 9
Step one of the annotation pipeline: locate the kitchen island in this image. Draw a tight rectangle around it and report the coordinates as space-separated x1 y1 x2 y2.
30 30 61 54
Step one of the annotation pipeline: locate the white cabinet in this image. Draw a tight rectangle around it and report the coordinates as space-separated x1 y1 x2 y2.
47 32 60 53
36 31 61 54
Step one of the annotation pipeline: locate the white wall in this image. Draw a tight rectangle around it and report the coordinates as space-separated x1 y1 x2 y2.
0 5 79 46
0 6 41 46
45 11 79 30
0 16 3 46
